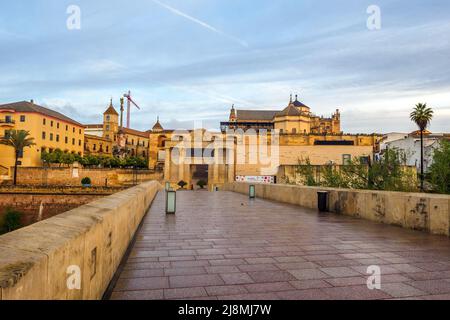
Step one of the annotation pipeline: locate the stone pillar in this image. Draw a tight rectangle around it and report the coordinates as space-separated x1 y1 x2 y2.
164 146 171 182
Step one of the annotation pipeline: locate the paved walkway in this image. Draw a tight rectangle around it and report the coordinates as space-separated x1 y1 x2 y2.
110 191 450 300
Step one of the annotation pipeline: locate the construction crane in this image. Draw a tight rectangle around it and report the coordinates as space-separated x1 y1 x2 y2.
123 90 141 128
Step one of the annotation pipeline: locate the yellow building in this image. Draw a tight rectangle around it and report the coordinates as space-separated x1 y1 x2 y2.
84 134 113 156
86 100 150 160
0 100 85 175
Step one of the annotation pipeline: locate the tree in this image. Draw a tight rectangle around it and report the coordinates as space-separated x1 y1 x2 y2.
410 103 434 191
0 130 35 185
197 180 207 189
295 158 317 186
429 140 450 194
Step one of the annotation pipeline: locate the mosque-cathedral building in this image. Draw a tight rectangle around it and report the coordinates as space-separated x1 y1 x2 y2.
1 95 381 188
221 95 341 135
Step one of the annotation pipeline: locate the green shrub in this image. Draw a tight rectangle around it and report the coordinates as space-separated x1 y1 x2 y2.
197 180 207 189
178 180 187 189
81 177 92 186
2 208 23 233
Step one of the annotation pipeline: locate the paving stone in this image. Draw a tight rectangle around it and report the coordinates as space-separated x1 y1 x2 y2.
248 271 297 283
288 269 329 281
111 191 450 300
114 277 169 291
110 290 164 300
205 285 248 296
320 267 361 278
164 287 208 299
290 280 332 290
276 289 331 300
245 282 295 293
380 283 427 298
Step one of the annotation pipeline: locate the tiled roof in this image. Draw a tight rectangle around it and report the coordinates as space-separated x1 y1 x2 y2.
152 120 164 131
0 101 83 126
85 124 103 129
276 104 302 117
292 99 309 109
122 127 149 139
236 110 279 121
104 105 119 115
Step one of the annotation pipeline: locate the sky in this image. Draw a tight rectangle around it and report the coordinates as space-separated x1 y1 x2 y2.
1 0 449 133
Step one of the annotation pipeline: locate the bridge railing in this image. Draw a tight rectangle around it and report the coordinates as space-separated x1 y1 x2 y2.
223 182 450 237
0 180 162 300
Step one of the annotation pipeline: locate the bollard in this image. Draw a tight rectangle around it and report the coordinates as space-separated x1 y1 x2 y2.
166 190 176 214
249 185 256 199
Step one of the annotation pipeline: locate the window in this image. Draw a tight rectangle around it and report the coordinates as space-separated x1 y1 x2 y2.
65 137 68 144
106 115 110 121
343 154 352 165
106 146 109 153
43 118 46 125
292 128 297 134
79 129 81 134
57 123 60 129
50 133 53 141
73 127 75 133
142 151 146 157
56 134 60 142
78 140 81 146
42 132 46 140
20 115 26 122
106 125 110 131
18 149 24 158
72 138 75 145
66 125 68 131
106 134 110 139
93 144 97 151
5 115 12 123
51 121 54 127
4 130 11 138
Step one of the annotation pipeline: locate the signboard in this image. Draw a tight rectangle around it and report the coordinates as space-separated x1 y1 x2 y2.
236 176 275 184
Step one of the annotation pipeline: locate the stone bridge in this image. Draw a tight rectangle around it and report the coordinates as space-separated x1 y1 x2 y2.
1 182 450 300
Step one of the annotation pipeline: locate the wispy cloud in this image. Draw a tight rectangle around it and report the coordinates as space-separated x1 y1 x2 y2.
151 0 248 48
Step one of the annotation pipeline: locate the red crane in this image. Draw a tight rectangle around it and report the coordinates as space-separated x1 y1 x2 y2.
123 90 141 128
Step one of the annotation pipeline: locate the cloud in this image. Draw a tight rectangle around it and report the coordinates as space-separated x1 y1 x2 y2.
151 0 248 48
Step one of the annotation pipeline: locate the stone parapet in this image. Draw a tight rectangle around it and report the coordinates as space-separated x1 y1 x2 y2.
223 182 450 237
0 180 162 300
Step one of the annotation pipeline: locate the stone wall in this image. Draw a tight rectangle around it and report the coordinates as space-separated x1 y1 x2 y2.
223 182 450 237
0 186 126 227
0 180 162 300
9 167 163 187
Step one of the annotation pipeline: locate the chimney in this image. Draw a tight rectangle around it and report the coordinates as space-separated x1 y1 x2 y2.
30 99 34 104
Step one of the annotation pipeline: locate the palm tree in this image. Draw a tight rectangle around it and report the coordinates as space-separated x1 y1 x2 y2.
0 130 35 185
410 103 434 191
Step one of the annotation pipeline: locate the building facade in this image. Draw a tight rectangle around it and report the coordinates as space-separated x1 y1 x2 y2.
0 101 85 175
85 100 150 159
379 131 450 172
149 95 380 189
221 95 341 135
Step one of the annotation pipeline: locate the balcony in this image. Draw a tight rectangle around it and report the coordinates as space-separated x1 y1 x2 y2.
0 119 15 126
